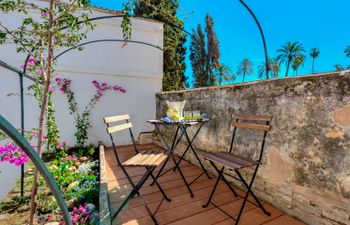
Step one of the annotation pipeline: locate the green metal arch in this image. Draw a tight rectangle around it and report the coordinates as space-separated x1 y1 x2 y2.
0 114 72 225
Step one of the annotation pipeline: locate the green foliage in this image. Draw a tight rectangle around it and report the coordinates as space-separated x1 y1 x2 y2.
76 145 95 158
133 0 187 91
190 14 223 87
276 41 306 77
310 48 320 74
0 131 6 141
205 15 220 85
190 24 207 87
216 63 235 86
345 45 350 58
291 54 305 75
258 58 280 79
121 2 133 41
237 58 254 82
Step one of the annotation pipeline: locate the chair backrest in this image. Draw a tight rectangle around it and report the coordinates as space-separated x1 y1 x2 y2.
229 114 273 162
103 114 139 165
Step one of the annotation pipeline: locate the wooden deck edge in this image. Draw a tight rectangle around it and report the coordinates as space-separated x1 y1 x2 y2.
99 143 111 225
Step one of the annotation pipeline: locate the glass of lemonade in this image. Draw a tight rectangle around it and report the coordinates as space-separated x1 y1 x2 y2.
192 111 201 120
184 111 192 120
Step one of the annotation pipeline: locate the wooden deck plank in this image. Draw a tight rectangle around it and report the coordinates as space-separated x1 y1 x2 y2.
261 214 306 225
105 145 306 225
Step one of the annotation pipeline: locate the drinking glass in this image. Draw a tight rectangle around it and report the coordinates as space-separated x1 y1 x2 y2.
184 111 193 120
192 110 201 120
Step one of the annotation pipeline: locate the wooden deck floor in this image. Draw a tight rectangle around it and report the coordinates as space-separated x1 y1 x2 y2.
105 144 305 225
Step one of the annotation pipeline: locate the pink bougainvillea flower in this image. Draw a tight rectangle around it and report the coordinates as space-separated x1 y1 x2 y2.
20 64 25 69
28 57 36 65
0 143 30 166
41 12 49 17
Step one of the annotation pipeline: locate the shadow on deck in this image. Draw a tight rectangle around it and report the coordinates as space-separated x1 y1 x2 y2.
104 144 305 225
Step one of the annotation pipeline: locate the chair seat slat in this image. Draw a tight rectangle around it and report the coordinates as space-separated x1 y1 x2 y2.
122 152 167 167
204 152 258 170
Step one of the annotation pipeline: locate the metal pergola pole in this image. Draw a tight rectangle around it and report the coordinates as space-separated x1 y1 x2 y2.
0 114 72 225
19 72 25 197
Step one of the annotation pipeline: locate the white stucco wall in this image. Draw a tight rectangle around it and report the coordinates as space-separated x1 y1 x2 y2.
0 1 163 200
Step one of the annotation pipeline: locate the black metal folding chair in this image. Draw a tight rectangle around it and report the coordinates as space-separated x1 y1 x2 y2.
104 114 171 225
202 114 273 225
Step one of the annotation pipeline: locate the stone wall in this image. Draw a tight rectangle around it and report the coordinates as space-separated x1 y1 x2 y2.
154 72 350 225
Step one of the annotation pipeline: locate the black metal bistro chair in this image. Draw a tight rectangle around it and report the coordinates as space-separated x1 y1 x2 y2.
202 114 273 224
103 114 171 224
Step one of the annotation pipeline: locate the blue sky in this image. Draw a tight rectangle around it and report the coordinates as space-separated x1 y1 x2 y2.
91 0 350 84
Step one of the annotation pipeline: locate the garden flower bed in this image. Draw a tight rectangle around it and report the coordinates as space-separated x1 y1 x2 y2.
0 145 100 225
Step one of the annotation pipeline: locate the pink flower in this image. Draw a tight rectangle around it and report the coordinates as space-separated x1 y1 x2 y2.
41 12 49 17
57 142 64 150
28 57 36 65
20 64 25 69
49 86 55 92
0 143 30 166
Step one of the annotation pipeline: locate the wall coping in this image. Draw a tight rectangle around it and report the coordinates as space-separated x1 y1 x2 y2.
157 71 350 95
99 144 111 225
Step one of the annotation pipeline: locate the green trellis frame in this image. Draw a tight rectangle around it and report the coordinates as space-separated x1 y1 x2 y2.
0 114 72 225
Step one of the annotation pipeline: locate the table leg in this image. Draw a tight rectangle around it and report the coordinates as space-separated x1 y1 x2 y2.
175 125 212 182
150 125 194 197
173 124 203 171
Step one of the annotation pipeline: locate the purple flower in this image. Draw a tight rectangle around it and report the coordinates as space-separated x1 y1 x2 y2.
55 77 62 83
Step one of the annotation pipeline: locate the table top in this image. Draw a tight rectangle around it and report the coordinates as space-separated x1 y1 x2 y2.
147 119 209 126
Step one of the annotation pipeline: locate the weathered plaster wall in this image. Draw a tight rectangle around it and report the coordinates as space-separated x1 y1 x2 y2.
154 72 350 225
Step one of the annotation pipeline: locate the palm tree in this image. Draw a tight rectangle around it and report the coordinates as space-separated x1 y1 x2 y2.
345 45 350 58
335 64 345 71
309 48 320 73
258 58 280 79
292 54 305 75
276 41 305 77
237 58 254 82
216 63 235 85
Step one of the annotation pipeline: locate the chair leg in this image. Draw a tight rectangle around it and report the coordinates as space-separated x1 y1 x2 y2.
235 169 271 216
112 167 153 220
149 171 171 202
112 167 163 225
150 157 170 186
234 167 271 225
202 162 224 208
210 161 238 197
